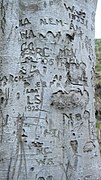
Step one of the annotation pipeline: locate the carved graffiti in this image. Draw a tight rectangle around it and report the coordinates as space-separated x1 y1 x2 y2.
83 141 95 152
64 3 88 28
19 18 31 26
35 169 54 180
65 62 87 85
50 89 89 110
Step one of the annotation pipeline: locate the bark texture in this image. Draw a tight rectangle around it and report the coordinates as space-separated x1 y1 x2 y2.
0 0 101 179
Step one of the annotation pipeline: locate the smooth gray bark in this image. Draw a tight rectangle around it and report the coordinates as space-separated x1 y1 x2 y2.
0 0 101 179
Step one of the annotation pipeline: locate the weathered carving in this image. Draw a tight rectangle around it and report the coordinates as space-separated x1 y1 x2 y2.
70 140 78 153
19 18 31 26
64 3 88 27
35 169 54 180
20 29 36 39
65 62 87 85
50 89 89 110
83 141 95 152
1 0 6 33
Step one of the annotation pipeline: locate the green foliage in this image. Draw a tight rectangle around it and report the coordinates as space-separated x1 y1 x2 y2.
96 54 101 59
96 122 100 129
95 39 101 72
95 39 101 60
96 65 101 72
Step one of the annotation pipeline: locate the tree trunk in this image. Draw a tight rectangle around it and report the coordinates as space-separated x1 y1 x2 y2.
0 0 101 179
